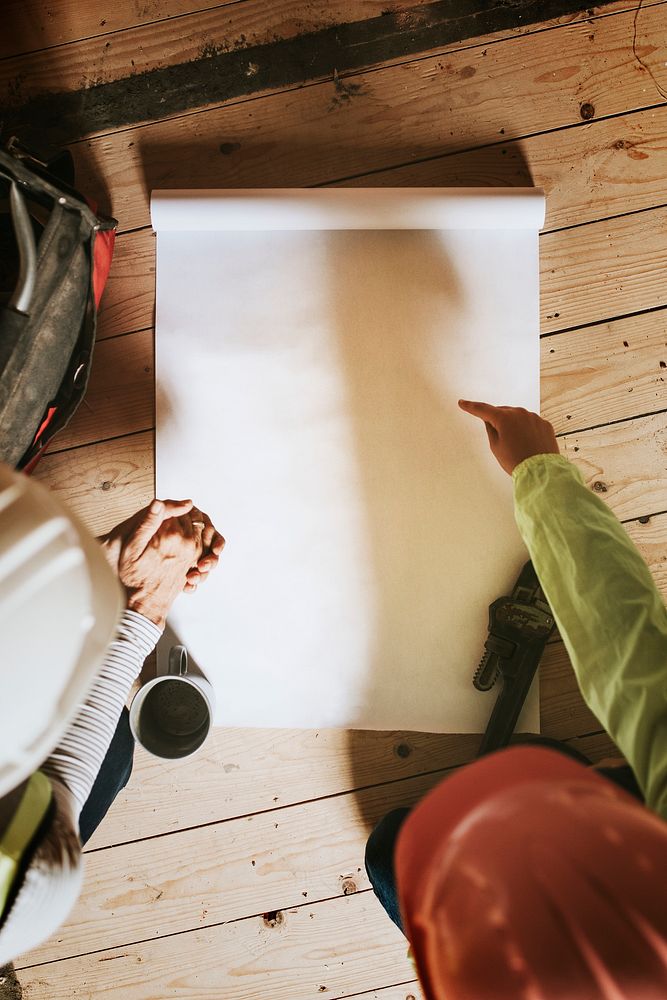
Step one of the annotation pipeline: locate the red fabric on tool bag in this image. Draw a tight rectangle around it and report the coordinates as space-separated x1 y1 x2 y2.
22 221 116 474
92 227 116 308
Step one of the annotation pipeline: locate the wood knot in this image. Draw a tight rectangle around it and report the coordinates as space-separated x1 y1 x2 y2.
612 139 631 150
592 481 608 493
342 879 357 895
579 102 595 120
101 480 113 491
262 910 284 928
395 742 412 759
637 516 651 524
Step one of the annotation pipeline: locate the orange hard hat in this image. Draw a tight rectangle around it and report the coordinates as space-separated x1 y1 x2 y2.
395 747 667 1000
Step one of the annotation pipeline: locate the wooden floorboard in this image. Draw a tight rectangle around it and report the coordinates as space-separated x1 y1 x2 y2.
18 726 618 970
15 770 471 966
541 206 667 332
3 0 654 62
53 331 155 452
6 0 667 996
541 310 667 433
63 3 667 232
35 432 155 533
16 893 415 1000
0 0 437 92
560 411 667 518
5 1 659 141
352 105 667 233
0 0 242 58
625 516 667 594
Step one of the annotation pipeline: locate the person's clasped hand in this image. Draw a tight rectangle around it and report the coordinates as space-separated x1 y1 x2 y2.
100 499 225 628
458 399 560 475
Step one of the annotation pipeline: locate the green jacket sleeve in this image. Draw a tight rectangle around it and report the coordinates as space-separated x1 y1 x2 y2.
512 453 667 819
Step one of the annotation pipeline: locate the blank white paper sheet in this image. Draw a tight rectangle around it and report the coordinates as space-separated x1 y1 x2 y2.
152 188 545 733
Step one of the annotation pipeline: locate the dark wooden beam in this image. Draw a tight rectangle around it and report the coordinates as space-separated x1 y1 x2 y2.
1 0 597 145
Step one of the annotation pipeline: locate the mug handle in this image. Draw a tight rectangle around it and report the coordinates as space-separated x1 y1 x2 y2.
168 645 188 677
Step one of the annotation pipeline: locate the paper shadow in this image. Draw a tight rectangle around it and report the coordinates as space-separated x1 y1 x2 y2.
324 228 503 830
135 135 533 212
155 377 177 440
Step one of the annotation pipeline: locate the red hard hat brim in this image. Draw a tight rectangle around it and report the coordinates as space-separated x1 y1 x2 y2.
394 746 630 986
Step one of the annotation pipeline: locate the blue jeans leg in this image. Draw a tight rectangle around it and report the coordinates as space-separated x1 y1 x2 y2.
78 707 135 846
365 807 411 932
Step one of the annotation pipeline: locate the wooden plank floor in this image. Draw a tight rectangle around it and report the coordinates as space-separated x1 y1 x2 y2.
3 1 667 996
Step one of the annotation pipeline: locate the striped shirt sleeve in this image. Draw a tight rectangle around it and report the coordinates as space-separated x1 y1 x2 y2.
41 611 162 819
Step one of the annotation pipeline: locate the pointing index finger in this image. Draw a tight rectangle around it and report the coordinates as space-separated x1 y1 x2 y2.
458 399 501 427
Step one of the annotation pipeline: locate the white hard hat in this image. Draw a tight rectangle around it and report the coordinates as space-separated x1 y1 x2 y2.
0 463 122 797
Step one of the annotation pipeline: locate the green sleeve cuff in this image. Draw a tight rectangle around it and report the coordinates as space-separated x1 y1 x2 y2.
512 452 583 491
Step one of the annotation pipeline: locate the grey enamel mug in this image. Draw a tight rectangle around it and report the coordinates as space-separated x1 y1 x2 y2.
129 646 215 759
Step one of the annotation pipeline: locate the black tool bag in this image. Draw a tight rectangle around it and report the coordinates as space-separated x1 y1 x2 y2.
0 139 117 470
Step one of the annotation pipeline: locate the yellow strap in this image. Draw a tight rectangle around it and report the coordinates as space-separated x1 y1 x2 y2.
0 771 52 918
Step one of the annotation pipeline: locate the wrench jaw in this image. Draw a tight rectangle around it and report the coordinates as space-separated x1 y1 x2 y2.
473 648 500 692
473 596 521 692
